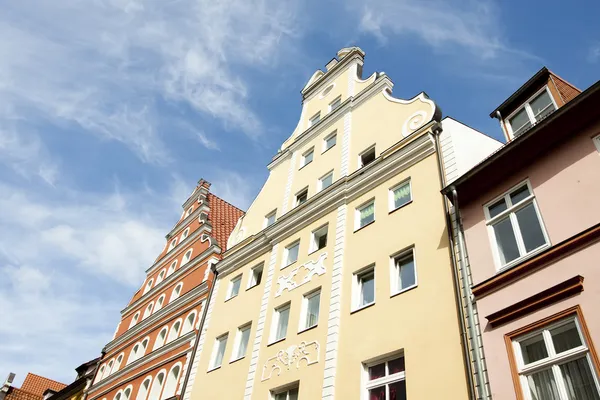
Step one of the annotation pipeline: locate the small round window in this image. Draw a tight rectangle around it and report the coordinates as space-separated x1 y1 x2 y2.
321 84 334 97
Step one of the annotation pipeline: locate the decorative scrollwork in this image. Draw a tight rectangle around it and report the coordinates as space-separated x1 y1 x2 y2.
261 341 320 381
402 111 428 137
275 253 327 297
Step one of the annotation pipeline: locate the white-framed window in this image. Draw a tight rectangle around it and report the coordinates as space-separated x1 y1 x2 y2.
111 353 124 374
353 265 375 311
355 199 375 231
154 294 165 312
142 302 154 320
389 179 412 212
318 170 334 192
484 181 549 269
505 86 558 138
227 275 242 300
309 112 321 127
161 363 182 400
593 134 600 153
309 224 328 253
270 303 291 343
299 288 320 331
359 145 376 168
232 323 252 361
166 319 181 343
153 326 168 350
169 282 183 302
181 227 190 241
147 370 165 400
182 310 197 334
143 279 154 295
167 238 177 252
185 206 194 217
156 269 166 285
271 386 299 400
300 148 314 168
129 311 140 328
362 353 406 400
94 365 105 383
209 334 229 370
283 241 300 268
322 131 337 153
247 264 264 289
104 360 114 379
135 376 152 400
512 316 600 399
182 249 193 265
295 187 308 206
329 96 342 112
390 248 417 296
167 260 177 276
264 210 277 228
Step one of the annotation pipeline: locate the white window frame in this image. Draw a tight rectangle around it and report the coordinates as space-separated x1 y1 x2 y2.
362 352 406 400
512 316 600 400
129 312 140 328
185 206 193 217
504 86 558 139
318 170 334 192
264 209 277 228
182 249 193 265
247 263 264 290
484 180 550 271
169 282 183 302
181 227 190 241
298 288 321 332
309 112 321 127
388 179 412 212
270 303 291 343
358 145 376 168
270 385 299 400
352 264 376 312
156 269 166 285
231 323 252 362
282 241 300 269
209 333 229 371
389 247 417 297
295 187 309 207
167 238 177 252
154 294 165 312
167 260 177 276
593 134 600 153
226 274 242 300
328 96 342 112
143 279 154 295
322 131 337 153
309 224 328 254
142 302 154 320
153 326 168 350
300 148 314 168
355 199 375 231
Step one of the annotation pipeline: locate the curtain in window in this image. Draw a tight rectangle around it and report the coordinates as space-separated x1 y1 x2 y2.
276 308 289 340
560 357 600 400
360 204 375 225
527 369 560 400
307 294 320 327
238 328 250 358
389 381 407 400
393 185 411 208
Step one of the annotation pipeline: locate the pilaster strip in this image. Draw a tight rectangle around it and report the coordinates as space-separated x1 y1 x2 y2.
347 63 356 97
181 281 220 400
281 153 298 214
244 243 279 399
340 112 352 177
321 204 348 399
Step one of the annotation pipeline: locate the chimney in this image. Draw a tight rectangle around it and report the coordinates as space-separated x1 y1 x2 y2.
0 373 16 400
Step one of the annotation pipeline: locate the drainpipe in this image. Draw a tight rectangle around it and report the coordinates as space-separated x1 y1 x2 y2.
451 187 489 399
178 263 219 400
431 128 476 400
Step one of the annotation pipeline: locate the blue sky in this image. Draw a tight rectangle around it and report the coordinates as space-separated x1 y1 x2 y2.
0 0 598 386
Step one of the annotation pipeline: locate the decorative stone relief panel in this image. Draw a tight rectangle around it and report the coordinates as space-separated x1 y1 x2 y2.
261 341 320 381
275 253 327 297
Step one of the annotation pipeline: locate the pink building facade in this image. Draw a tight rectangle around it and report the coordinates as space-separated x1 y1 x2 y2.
445 73 600 399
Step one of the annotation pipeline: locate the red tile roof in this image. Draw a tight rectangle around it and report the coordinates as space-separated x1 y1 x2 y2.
20 373 66 397
207 193 244 251
5 387 42 400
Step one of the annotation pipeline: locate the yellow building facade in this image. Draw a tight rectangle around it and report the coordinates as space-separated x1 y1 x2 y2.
182 47 500 400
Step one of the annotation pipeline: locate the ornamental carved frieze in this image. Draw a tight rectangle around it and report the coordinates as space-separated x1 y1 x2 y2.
275 253 327 297
261 341 320 381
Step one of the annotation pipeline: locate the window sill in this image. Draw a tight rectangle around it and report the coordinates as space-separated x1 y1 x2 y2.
246 284 260 292
388 200 413 215
321 144 336 155
308 248 326 256
298 324 318 335
390 284 418 299
354 220 375 233
229 356 245 365
207 365 221 373
267 337 287 347
495 244 551 274
299 161 312 171
281 261 297 270
224 294 238 303
350 302 375 314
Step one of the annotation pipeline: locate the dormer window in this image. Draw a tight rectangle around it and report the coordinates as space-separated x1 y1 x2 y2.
506 87 557 138
309 112 321 127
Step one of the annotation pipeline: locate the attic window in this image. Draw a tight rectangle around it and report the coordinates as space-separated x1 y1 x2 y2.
506 87 557 138
359 146 376 168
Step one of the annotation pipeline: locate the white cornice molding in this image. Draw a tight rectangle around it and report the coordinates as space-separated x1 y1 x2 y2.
160 203 211 252
90 332 194 398
181 184 210 212
301 49 365 99
218 128 437 278
106 283 207 353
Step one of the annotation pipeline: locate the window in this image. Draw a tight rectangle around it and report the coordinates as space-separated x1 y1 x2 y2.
318 171 333 192
353 266 375 310
170 283 183 302
161 364 181 400
511 316 600 399
111 354 124 374
295 188 308 206
94 365 105 383
104 360 114 379
300 289 320 331
182 311 196 334
363 354 406 400
153 327 168 350
323 131 337 153
142 302 154 319
129 312 140 328
329 96 341 112
181 227 190 241
389 180 412 212
209 334 228 370
359 146 376 168
182 249 193 265
272 387 299 400
301 148 314 168
167 238 177 252
232 323 251 361
248 264 263 289
135 377 152 400
139 338 149 358
185 206 193 217
167 260 177 276
309 112 320 127
122 386 132 400
309 225 328 253
484 181 548 268
143 279 153 295
283 242 300 267
227 275 242 300
147 370 165 400
390 249 417 295
506 87 557 137
156 269 166 285
355 200 375 230
265 210 277 228
270 303 290 343
154 294 165 312
167 320 181 343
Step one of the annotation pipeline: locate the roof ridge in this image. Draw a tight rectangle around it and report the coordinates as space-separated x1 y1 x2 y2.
208 193 246 213
23 373 66 387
